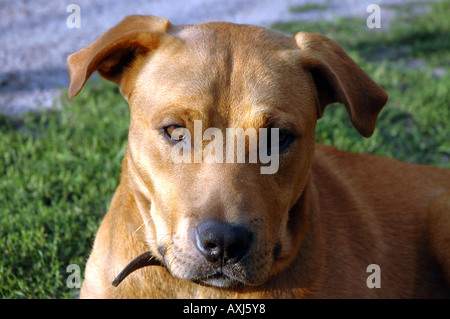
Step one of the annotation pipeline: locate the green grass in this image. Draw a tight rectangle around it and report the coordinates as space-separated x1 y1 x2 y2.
289 3 329 13
1 0 449 298
0 79 129 298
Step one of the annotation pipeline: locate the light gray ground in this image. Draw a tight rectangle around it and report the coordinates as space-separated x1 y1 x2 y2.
0 0 430 115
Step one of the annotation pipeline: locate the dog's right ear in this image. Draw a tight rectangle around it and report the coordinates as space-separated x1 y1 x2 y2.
67 15 170 98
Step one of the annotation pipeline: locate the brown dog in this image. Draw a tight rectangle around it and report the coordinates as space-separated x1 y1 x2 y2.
67 15 450 298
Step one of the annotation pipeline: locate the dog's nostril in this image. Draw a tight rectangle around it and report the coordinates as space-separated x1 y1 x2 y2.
195 221 252 263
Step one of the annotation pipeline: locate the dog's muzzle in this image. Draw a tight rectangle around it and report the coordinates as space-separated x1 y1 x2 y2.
112 221 254 288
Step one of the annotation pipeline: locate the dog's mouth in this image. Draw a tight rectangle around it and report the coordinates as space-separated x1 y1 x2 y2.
112 252 243 288
193 271 240 288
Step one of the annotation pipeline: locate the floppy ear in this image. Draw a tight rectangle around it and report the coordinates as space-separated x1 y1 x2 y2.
67 15 170 98
295 32 388 137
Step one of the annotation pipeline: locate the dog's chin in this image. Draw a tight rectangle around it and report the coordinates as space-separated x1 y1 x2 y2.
194 273 240 288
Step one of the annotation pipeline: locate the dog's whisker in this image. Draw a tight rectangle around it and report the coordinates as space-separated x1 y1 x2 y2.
133 216 153 235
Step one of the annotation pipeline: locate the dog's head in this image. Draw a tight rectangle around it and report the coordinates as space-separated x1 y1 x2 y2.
68 15 387 288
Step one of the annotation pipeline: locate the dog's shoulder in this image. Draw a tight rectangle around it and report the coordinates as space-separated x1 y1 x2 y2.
312 143 450 210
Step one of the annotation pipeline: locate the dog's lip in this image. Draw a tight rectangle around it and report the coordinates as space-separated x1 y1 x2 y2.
112 251 165 287
194 271 240 288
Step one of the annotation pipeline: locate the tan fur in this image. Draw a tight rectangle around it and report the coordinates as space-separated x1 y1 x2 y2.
67 15 450 298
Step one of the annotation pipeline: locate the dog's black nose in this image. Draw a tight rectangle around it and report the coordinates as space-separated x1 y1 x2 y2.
195 221 252 263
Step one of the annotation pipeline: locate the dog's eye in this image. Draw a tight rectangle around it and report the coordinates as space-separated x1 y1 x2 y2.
265 129 295 155
278 130 295 153
164 125 188 142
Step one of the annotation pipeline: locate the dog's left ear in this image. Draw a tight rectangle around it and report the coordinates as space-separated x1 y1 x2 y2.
67 15 170 98
295 32 388 137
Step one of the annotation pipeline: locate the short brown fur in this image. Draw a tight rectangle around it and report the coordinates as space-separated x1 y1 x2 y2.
67 15 450 298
